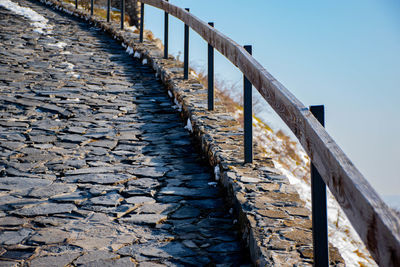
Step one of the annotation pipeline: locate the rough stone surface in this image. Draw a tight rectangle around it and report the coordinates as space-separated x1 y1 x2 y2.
0 1 251 265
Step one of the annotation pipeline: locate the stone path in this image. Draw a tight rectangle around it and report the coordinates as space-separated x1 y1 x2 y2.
0 0 251 265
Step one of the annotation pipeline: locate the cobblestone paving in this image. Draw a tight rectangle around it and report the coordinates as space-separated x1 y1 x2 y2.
0 1 251 265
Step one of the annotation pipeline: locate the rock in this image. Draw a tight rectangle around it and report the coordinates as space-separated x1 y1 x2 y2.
130 167 168 178
257 209 288 219
82 257 136 267
29 183 77 198
240 176 261 183
0 177 52 191
125 196 156 205
63 173 131 184
89 192 123 206
29 252 81 266
74 250 116 265
128 178 160 188
65 167 118 175
170 206 200 219
12 203 76 216
0 229 33 245
51 191 88 204
28 228 68 244
0 217 26 226
160 187 218 198
136 203 179 215
120 214 167 225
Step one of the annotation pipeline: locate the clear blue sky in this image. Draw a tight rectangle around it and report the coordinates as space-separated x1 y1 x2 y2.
142 0 400 201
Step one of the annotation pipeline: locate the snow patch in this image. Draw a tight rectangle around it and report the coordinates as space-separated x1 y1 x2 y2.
214 165 220 181
47 41 67 48
0 0 52 34
126 46 134 55
184 118 193 132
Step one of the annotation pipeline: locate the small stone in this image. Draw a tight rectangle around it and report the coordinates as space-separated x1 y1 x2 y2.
136 203 179 215
29 252 81 266
90 192 123 206
284 207 310 217
74 250 116 265
82 257 135 267
128 178 160 188
0 228 33 245
240 176 260 183
125 196 155 205
282 229 312 243
131 167 168 178
0 217 26 226
0 177 52 191
29 228 68 244
120 214 167 225
257 209 288 219
12 203 76 216
170 206 200 219
182 240 197 248
29 183 77 198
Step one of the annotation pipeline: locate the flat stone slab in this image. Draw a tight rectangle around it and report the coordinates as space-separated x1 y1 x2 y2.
160 187 219 198
89 192 124 206
130 167 168 178
28 228 68 244
119 214 167 225
125 196 156 205
12 203 77 216
29 183 77 198
0 229 33 245
0 177 52 191
63 173 131 184
29 253 81 267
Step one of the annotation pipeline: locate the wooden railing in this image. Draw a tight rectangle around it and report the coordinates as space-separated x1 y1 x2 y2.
79 0 400 265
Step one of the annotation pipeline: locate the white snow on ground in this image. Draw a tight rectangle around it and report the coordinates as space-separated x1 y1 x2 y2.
184 118 193 132
0 0 52 34
250 116 377 266
47 41 67 48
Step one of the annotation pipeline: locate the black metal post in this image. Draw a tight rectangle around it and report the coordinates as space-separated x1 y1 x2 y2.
107 0 110 22
90 0 93 15
139 3 144 42
75 0 78 9
243 45 253 163
208 22 214 111
310 105 329 267
164 0 169 59
120 0 125 30
183 8 190 80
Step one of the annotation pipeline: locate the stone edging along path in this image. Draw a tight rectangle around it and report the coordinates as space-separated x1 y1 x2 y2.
33 0 344 265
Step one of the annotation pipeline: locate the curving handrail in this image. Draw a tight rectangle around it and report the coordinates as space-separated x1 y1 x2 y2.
137 0 400 265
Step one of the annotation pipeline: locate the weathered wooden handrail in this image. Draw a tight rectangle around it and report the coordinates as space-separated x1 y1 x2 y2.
136 0 399 265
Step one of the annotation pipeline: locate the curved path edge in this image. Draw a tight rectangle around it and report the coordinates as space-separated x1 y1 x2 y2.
33 0 346 265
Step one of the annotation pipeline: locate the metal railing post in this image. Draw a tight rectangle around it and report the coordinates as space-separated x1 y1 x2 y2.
183 8 190 79
90 0 93 15
208 22 214 111
139 3 144 42
120 0 125 30
310 105 329 267
75 0 78 9
243 45 253 163
164 0 169 59
107 0 110 22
